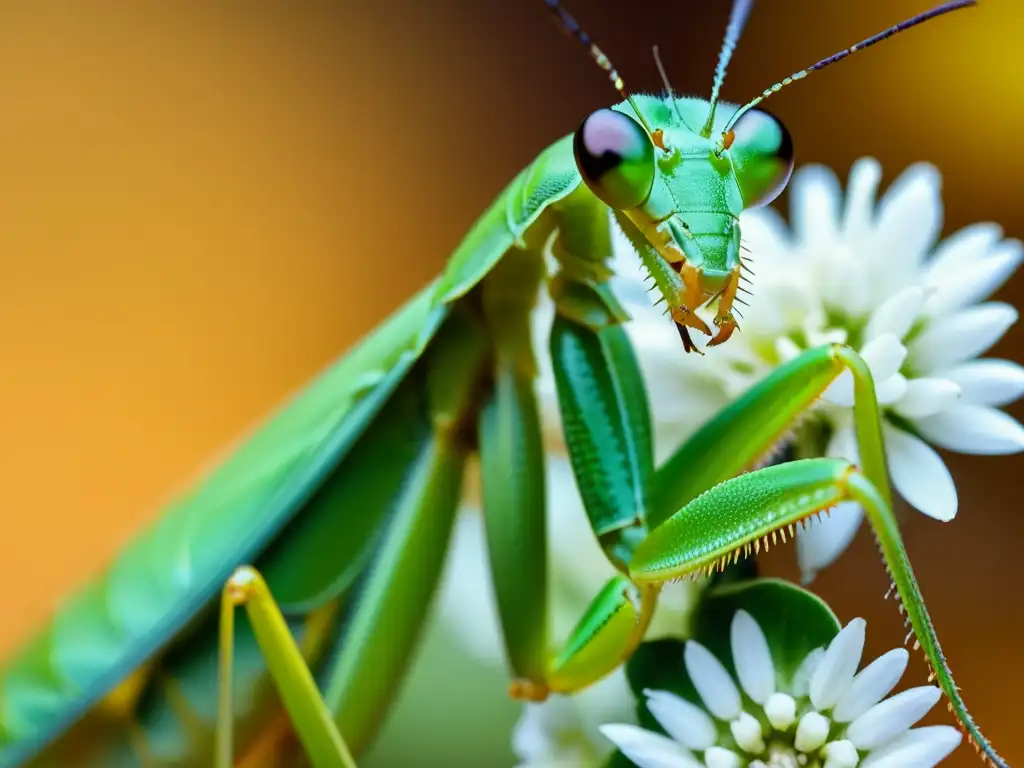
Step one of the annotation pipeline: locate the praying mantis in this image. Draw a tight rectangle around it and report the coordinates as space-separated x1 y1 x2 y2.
0 0 1010 766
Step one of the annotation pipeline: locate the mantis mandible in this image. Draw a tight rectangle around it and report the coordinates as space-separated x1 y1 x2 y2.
0 1 1008 767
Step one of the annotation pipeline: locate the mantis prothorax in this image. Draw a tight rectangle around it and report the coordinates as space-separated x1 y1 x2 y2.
0 2 1007 767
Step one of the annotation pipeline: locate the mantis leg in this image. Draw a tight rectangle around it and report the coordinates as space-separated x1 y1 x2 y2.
627 346 1006 768
706 265 741 347
215 566 356 768
629 458 1006 768
531 345 885 699
477 247 551 701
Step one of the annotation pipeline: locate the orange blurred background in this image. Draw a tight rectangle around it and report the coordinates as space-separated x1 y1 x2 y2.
0 1 1021 765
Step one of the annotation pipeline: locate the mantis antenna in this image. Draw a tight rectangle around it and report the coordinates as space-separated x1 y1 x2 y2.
653 45 696 133
723 0 978 134
541 0 659 139
701 0 755 137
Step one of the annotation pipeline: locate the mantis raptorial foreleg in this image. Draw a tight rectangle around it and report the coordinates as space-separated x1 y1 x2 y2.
629 458 1003 768
533 339 1006 766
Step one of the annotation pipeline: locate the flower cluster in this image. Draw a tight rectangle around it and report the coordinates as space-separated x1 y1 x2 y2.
599 610 962 768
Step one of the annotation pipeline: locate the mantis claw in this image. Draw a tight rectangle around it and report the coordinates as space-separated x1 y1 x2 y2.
707 311 738 346
674 322 705 356
671 306 712 338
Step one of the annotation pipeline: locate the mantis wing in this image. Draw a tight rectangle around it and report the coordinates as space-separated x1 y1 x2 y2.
0 133 584 767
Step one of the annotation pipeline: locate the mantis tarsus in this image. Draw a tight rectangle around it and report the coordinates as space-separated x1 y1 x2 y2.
0 1 1008 767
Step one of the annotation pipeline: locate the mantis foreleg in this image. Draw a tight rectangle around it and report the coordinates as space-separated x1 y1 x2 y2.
531 340 1005 768
629 346 1006 768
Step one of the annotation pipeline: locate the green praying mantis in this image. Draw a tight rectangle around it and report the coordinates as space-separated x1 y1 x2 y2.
0 0 1009 766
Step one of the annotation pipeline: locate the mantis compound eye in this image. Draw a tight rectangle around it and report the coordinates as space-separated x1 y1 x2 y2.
729 108 794 208
573 108 655 210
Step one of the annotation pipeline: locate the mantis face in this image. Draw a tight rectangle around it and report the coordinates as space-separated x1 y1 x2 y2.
572 101 794 350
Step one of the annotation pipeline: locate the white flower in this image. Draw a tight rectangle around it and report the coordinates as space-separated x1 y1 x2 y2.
613 158 1024 582
512 669 637 768
599 611 963 768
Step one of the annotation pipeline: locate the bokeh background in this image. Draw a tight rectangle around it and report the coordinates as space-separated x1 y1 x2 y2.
0 1 1021 766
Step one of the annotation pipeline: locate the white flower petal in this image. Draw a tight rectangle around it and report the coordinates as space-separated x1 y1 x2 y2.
906 302 1018 372
940 359 1024 407
790 648 825 698
832 648 909 723
842 157 882 244
862 333 909 382
875 372 908 406
819 245 872 316
809 618 866 710
891 377 961 419
791 164 843 249
545 458 623 597
705 746 743 768
744 278 818 339
730 712 765 755
872 163 942 266
846 686 942 749
882 422 958 521
775 335 803 363
823 739 860 768
797 502 864 584
512 699 581 763
598 724 703 768
764 692 797 730
924 237 1023 314
684 641 742 720
514 670 637 764
828 334 909 407
864 286 924 342
823 371 856 407
826 420 859 462
730 610 775 704
925 222 1003 282
913 404 1024 455
643 689 716 751
860 726 962 768
795 711 830 753
741 205 793 257
438 511 504 663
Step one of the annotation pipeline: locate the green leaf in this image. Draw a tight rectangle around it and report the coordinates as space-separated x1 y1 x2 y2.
695 578 841 685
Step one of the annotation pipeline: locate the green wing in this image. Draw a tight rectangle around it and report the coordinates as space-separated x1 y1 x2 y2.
0 132 583 767
0 283 443 766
